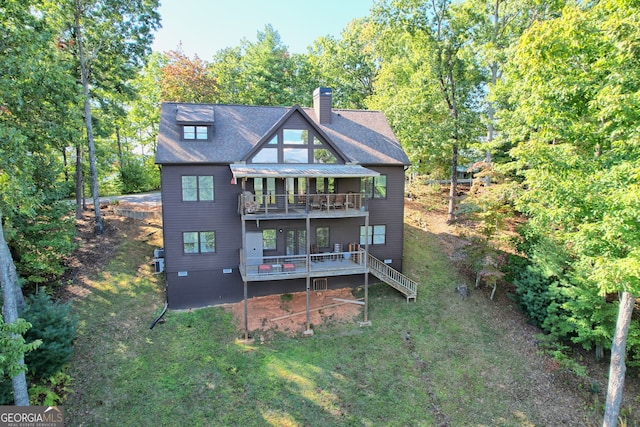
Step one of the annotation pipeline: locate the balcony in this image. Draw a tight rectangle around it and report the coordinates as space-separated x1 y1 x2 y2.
239 192 368 219
239 249 368 282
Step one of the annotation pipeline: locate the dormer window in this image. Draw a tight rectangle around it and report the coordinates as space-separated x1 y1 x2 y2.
183 125 209 141
176 105 214 141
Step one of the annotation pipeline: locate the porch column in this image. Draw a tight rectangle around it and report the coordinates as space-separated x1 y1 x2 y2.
304 215 313 336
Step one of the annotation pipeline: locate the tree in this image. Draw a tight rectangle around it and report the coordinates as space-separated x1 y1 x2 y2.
371 0 485 221
209 25 306 107
496 0 640 424
307 18 378 109
159 47 219 103
470 0 564 169
0 212 41 405
65 0 160 234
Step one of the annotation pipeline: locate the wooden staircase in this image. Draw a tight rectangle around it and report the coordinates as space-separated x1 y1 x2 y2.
368 254 417 302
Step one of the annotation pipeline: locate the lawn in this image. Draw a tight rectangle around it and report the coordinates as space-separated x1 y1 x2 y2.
63 196 604 426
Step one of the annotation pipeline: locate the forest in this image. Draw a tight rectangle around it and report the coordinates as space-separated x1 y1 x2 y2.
0 0 638 425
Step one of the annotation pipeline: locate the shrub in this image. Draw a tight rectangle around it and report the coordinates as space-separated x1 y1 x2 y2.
22 292 78 381
29 370 73 406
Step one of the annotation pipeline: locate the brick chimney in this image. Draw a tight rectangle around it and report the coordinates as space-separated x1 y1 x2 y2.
313 87 333 124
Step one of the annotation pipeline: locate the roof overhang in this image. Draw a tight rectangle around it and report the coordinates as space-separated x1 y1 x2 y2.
230 163 379 178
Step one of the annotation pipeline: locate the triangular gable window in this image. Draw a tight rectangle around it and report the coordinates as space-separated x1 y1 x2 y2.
246 109 342 164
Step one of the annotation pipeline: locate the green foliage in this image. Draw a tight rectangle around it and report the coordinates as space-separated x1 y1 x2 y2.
21 291 79 382
8 202 77 287
307 19 378 109
29 370 73 406
509 257 556 328
496 4 640 402
369 0 486 176
535 334 587 377
0 315 41 405
0 316 41 378
118 154 159 194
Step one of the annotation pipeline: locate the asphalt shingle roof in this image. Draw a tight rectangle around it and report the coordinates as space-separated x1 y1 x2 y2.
155 102 410 166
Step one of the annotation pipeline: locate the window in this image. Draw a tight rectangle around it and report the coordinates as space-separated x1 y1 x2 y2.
252 147 278 163
284 148 307 163
374 175 387 198
314 178 334 194
361 175 387 199
263 229 276 250
316 226 329 248
248 128 341 164
183 125 209 140
360 225 386 245
283 129 308 145
182 176 214 201
313 148 338 163
254 177 276 204
183 231 216 254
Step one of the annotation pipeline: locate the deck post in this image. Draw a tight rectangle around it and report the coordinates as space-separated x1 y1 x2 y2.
303 215 314 336
303 276 314 336
364 273 369 322
243 280 249 340
359 210 372 327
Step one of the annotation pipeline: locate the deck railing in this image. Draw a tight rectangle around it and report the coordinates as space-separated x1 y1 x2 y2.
367 254 418 301
239 192 365 215
239 249 367 278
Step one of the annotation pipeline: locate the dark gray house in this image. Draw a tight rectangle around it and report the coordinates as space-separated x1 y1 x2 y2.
155 88 416 316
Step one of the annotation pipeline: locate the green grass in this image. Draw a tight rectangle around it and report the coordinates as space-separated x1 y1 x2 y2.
64 212 597 426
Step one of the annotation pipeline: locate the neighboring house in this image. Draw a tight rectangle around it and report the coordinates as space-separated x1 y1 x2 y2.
155 88 416 315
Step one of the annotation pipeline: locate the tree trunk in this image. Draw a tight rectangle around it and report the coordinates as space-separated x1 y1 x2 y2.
0 211 29 405
447 143 458 223
603 291 635 427
74 0 103 234
75 143 83 219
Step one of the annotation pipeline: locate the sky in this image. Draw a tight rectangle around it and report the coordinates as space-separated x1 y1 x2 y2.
151 0 376 59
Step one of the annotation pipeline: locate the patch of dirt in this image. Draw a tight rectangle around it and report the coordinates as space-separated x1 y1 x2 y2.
229 288 364 338
56 202 160 303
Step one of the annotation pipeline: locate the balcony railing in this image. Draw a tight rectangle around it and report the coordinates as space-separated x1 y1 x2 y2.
239 192 366 216
239 249 368 281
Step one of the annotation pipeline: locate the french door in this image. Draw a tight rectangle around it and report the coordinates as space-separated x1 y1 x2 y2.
285 229 307 255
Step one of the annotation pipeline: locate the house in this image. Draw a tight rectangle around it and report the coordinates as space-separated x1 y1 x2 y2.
155 88 416 322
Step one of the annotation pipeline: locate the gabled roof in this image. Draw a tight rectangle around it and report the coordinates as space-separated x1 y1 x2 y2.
241 105 349 164
155 102 410 166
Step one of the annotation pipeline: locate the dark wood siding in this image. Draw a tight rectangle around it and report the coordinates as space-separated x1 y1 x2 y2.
161 164 243 307
363 165 405 271
283 112 307 129
244 216 367 255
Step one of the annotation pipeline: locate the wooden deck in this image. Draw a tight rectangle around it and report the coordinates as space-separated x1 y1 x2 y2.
240 251 368 282
239 251 418 302
239 192 369 219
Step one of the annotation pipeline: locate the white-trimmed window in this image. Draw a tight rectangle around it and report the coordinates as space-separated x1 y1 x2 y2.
183 125 209 140
360 225 386 245
183 231 216 254
182 176 214 201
